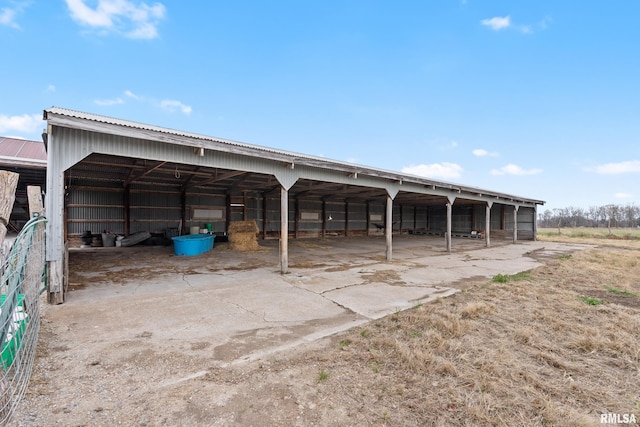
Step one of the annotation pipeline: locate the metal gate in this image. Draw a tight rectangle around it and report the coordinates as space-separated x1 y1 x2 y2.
0 215 46 425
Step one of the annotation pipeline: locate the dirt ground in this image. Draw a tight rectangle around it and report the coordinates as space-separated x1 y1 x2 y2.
13 235 640 426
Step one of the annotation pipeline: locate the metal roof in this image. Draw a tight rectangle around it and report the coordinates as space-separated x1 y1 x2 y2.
43 107 545 206
0 136 47 168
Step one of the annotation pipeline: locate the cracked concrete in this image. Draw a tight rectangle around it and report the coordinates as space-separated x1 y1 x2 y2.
57 235 590 365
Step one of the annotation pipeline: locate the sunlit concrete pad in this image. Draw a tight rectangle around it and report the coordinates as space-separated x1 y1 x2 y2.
323 282 458 319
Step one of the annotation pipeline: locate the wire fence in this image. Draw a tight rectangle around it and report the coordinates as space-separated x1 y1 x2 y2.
0 215 47 425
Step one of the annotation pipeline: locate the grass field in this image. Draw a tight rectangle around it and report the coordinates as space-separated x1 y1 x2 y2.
285 232 640 425
538 227 640 248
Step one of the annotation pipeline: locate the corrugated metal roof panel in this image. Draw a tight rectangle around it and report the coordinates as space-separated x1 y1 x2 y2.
43 107 545 206
0 136 47 165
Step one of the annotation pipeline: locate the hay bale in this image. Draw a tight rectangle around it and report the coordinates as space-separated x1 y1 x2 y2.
228 220 259 251
228 220 259 234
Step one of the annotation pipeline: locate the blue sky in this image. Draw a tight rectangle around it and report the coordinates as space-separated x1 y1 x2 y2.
2 1 639 213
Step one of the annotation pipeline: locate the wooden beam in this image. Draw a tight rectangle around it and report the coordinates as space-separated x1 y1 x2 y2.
186 170 246 190
123 161 167 186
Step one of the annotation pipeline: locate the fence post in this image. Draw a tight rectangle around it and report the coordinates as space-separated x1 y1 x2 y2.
0 171 20 246
27 186 44 218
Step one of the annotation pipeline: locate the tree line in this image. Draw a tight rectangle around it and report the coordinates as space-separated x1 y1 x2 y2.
537 203 640 228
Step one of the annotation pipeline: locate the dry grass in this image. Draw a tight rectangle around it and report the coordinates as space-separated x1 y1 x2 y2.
539 227 640 249
300 240 640 426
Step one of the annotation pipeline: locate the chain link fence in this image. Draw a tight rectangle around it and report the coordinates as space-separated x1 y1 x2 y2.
0 215 47 425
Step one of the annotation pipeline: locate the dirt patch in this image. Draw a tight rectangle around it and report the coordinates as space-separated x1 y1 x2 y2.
360 269 405 285
14 241 640 426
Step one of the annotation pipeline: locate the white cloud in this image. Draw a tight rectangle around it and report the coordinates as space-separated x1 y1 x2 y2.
590 160 640 175
615 192 633 199
124 89 142 100
94 97 124 106
402 162 463 180
65 0 166 39
46 84 56 92
472 148 499 157
481 16 510 31
0 113 42 134
160 99 192 115
0 6 19 28
490 163 542 176
481 15 550 34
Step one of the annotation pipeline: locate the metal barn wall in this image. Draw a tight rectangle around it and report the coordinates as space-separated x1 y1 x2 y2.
66 180 125 235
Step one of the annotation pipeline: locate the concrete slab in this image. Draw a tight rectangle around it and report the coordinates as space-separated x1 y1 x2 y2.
56 236 591 366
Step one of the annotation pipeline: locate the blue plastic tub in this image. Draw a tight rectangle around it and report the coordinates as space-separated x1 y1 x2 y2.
172 234 214 256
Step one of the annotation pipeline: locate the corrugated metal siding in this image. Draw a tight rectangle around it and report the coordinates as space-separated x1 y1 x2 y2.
491 204 503 230
415 206 428 229
429 206 447 232
517 207 535 231
452 206 473 232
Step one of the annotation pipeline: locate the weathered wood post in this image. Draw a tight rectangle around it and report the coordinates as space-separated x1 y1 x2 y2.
27 185 44 217
0 171 20 246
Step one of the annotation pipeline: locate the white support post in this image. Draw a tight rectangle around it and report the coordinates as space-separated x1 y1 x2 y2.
280 187 288 274
513 205 519 244
533 206 538 241
446 202 452 253
385 195 393 261
485 202 492 248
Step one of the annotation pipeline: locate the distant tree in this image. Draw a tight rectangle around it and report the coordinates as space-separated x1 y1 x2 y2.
537 203 640 229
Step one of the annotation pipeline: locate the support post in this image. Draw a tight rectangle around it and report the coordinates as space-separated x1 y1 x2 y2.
345 201 349 237
280 187 288 274
385 195 393 261
262 192 268 240
27 185 44 217
225 193 232 232
46 168 66 304
446 202 452 253
533 206 538 241
366 201 370 236
321 199 327 238
294 197 299 239
485 202 492 248
513 205 519 243
125 186 133 236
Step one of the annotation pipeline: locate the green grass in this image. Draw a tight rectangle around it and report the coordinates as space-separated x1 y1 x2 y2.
492 271 532 283
318 370 330 382
578 296 605 306
604 286 637 297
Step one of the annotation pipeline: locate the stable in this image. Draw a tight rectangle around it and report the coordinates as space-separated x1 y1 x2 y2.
43 107 544 304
